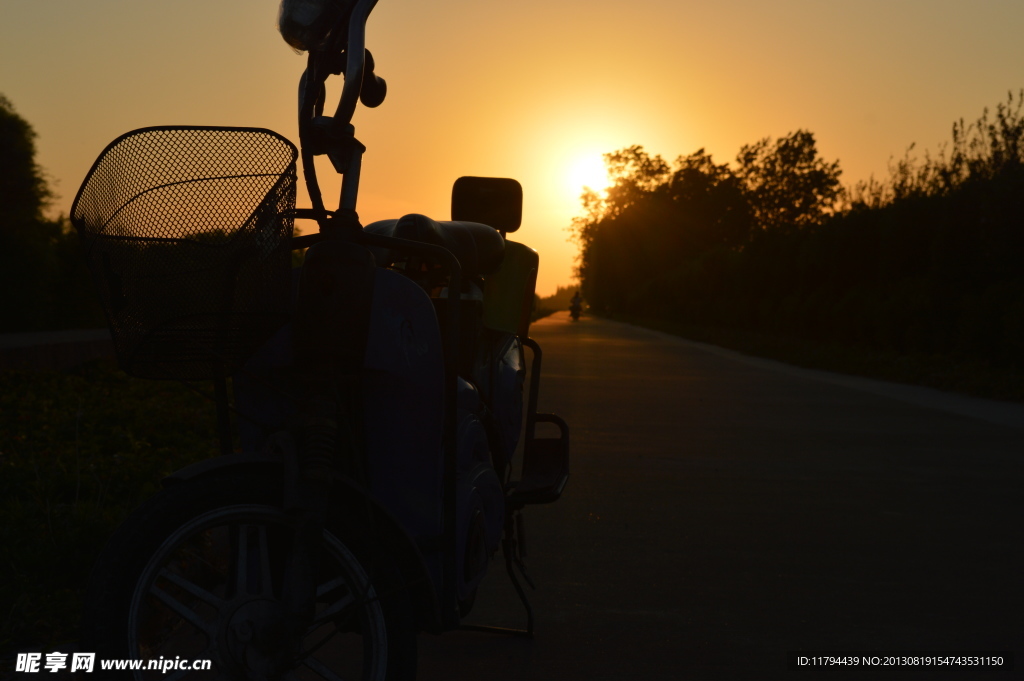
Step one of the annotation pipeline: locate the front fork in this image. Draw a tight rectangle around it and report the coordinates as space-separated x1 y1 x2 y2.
279 399 336 657
272 237 377 659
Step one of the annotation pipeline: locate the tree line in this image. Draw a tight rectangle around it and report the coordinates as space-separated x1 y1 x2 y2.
573 92 1024 384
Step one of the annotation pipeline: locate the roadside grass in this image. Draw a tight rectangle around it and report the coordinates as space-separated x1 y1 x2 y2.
0 360 219 649
610 314 1024 403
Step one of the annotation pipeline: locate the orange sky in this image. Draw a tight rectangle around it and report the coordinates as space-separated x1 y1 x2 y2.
2 0 1023 296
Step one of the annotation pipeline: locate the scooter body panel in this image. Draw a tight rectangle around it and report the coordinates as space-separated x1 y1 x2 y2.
362 268 446 593
235 262 514 615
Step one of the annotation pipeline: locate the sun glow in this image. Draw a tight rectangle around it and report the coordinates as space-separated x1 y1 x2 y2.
566 153 610 195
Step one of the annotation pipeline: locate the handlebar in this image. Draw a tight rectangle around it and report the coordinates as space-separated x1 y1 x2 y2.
332 0 378 126
292 0 385 221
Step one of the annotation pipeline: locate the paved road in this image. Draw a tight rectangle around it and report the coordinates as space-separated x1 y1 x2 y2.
415 312 1024 679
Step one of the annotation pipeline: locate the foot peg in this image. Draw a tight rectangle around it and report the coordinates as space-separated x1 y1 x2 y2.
507 413 569 510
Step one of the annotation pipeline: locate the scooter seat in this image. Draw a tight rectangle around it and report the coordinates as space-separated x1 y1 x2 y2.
364 213 505 280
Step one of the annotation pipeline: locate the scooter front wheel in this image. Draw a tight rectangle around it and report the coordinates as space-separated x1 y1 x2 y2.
81 469 416 680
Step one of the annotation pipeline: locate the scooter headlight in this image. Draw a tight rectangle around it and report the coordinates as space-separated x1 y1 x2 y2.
278 0 353 52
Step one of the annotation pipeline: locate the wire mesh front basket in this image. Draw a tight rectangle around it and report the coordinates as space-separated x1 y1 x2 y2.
71 126 298 380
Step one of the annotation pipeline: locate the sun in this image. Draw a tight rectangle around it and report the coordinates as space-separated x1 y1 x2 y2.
566 153 610 194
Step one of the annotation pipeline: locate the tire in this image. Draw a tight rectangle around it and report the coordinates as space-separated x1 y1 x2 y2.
80 468 417 680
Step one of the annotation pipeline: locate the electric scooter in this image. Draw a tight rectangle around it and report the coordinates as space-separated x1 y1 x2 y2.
70 0 569 677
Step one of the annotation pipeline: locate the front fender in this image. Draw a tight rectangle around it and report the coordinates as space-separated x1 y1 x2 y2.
162 455 443 632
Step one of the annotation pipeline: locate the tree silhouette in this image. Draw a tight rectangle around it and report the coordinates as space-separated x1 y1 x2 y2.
667 149 752 253
0 95 100 331
1 95 52 224
735 130 843 232
572 145 753 313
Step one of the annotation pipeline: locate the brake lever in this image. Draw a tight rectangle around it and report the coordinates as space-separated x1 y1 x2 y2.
320 49 385 108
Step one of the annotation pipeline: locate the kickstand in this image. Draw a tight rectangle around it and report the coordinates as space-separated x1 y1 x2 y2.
459 511 535 639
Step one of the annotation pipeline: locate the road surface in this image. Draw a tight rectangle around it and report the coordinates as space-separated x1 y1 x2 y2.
415 312 1024 679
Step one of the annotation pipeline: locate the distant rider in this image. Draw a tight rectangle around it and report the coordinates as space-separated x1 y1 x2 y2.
569 290 583 320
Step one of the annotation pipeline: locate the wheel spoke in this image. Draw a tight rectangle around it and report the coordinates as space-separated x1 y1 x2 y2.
308 591 356 632
316 575 347 599
158 568 224 607
302 656 351 681
255 524 274 597
231 523 276 597
149 584 214 636
234 523 249 595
